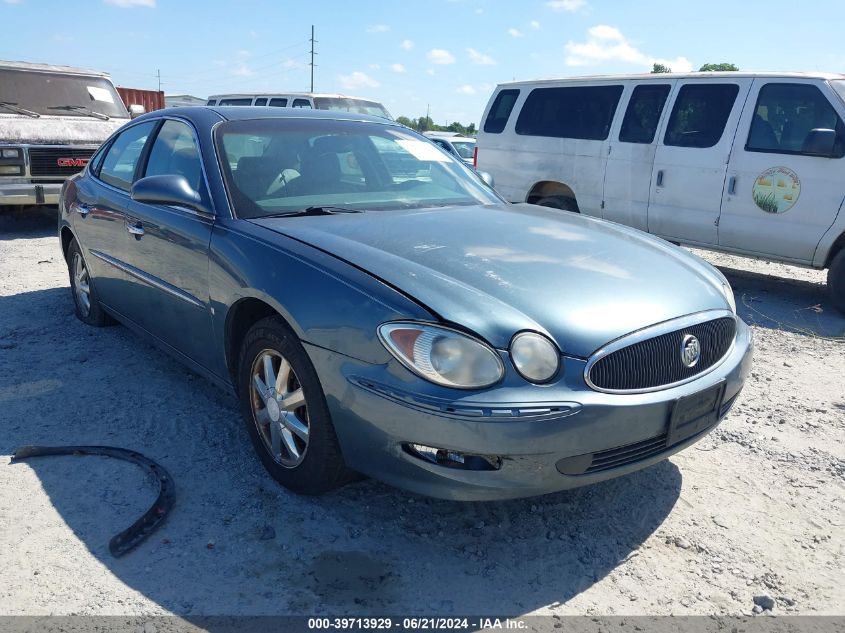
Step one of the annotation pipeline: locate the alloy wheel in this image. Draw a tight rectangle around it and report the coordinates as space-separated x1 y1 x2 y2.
72 252 91 316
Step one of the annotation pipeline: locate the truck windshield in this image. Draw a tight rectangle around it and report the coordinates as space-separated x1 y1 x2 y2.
313 97 393 120
0 68 128 118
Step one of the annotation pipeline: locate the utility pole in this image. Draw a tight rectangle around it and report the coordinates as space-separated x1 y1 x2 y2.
309 25 317 92
156 69 161 93
425 103 430 130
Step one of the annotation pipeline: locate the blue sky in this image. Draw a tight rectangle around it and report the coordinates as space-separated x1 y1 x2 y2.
2 0 844 125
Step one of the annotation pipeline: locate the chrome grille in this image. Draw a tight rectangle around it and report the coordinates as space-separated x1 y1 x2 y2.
28 147 94 177
587 316 736 392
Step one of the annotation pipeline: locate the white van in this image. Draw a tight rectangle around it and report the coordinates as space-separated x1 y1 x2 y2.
477 72 845 312
0 60 136 209
206 92 393 120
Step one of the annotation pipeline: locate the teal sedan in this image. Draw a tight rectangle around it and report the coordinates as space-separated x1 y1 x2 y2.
59 107 752 500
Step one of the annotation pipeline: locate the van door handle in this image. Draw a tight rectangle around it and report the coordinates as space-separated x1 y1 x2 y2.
656 170 664 187
727 176 737 195
126 222 145 237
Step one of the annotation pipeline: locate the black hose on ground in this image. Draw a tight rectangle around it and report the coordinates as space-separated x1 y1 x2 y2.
11 445 175 557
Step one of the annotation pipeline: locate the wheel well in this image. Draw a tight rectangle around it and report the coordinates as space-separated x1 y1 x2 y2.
224 297 281 387
824 231 845 268
60 226 75 261
526 181 577 205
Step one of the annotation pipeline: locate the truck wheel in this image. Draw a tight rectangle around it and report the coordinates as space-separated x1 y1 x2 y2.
66 238 111 327
535 196 579 212
827 249 845 315
237 316 353 495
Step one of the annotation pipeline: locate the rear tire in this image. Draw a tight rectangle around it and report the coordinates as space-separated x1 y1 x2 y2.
827 249 845 315
237 316 352 495
66 238 110 327
535 196 579 212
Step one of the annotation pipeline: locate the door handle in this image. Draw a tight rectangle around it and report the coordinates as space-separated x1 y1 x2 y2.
73 202 91 217
126 222 145 237
656 170 664 187
727 176 737 195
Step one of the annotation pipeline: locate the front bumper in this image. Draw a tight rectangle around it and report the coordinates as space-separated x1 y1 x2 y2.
306 319 753 501
0 181 63 206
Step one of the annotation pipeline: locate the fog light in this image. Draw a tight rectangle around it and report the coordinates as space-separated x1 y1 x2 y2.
0 165 23 175
403 443 501 471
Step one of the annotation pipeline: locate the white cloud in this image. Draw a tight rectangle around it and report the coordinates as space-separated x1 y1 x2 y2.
232 64 254 77
564 24 693 72
366 24 390 33
546 0 586 11
427 49 456 65
456 85 477 95
531 20 541 29
467 48 496 65
400 39 414 50
426 68 436 76
508 28 524 38
338 71 380 90
282 58 307 70
104 0 155 7
369 64 381 70
390 63 406 73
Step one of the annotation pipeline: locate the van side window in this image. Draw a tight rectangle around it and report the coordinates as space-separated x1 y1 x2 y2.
483 89 520 134
254 98 268 106
619 84 670 144
664 84 739 148
292 99 312 109
515 85 623 140
219 98 252 106
269 98 288 107
206 99 217 106
98 121 156 192
746 83 845 157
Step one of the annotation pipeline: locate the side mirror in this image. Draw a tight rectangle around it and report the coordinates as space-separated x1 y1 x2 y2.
128 104 146 119
477 170 495 188
802 128 837 157
131 175 209 215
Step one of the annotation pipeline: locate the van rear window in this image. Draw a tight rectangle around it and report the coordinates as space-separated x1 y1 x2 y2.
664 84 739 148
483 89 520 134
515 85 623 140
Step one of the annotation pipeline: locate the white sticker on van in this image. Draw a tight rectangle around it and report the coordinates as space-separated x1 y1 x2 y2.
87 86 115 104
396 139 449 162
752 167 800 214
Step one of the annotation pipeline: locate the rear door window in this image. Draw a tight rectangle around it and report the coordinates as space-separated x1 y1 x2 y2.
664 83 739 148
98 121 156 191
483 89 520 134
515 85 624 140
746 83 845 157
619 84 671 144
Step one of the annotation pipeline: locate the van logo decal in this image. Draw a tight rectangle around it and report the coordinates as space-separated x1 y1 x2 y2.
57 158 89 168
752 167 800 214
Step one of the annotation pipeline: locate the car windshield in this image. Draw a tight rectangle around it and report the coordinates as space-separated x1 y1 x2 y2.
830 80 845 107
313 97 393 120
0 68 128 118
215 118 501 219
451 140 476 159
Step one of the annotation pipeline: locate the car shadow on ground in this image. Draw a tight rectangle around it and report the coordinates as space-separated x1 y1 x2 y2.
717 265 844 339
1 286 684 618
0 207 57 240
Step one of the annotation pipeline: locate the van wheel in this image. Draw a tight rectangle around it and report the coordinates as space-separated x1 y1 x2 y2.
827 249 845 315
535 196 579 212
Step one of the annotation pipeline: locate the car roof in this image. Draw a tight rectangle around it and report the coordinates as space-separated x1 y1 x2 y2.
145 105 396 126
208 92 381 101
498 71 845 88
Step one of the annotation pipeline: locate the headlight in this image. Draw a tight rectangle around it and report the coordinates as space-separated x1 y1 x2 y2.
1 148 22 159
378 322 504 389
721 281 736 314
509 331 560 383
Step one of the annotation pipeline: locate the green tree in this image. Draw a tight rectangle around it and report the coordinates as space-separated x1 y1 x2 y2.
699 63 739 71
395 115 414 128
651 63 672 73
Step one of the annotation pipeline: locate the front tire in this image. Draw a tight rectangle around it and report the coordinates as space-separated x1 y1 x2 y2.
66 238 110 327
237 316 352 494
827 249 845 315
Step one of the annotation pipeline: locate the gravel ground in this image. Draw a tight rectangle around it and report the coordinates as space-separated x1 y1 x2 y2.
0 209 842 618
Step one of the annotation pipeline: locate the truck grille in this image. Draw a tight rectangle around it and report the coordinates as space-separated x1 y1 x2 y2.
28 148 95 177
587 316 735 392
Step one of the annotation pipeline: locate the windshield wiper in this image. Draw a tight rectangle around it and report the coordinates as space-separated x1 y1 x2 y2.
262 206 364 218
0 101 40 118
49 105 110 120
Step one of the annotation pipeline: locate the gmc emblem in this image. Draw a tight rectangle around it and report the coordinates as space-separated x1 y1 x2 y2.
57 158 89 168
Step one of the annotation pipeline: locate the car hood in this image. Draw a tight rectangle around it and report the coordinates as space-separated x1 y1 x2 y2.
251 204 730 357
0 115 126 145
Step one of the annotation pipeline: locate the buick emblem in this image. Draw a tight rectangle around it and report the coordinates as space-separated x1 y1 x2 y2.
680 334 701 368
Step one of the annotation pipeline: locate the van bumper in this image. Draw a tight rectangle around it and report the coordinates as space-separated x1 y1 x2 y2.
0 181 62 206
